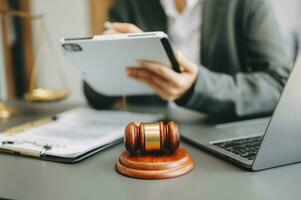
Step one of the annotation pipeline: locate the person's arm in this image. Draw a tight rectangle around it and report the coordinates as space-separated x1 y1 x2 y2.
175 0 291 117
127 0 291 118
83 0 133 109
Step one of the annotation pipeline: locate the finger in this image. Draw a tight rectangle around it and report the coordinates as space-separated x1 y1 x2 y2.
111 23 143 33
175 52 199 73
127 68 175 91
137 60 180 87
102 29 121 35
127 68 179 98
127 68 152 82
127 68 169 99
129 74 172 100
147 81 172 100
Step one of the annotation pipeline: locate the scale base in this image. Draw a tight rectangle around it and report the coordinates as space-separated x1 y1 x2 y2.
0 104 16 120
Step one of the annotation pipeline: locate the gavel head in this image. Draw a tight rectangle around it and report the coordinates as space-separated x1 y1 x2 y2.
124 121 180 154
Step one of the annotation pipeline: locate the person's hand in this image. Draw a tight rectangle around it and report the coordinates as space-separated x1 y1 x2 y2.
126 53 199 101
103 22 143 35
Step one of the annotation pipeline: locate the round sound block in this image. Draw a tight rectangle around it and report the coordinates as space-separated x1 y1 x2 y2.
116 147 194 179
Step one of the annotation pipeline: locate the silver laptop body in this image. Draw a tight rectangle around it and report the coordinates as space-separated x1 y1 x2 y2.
182 56 301 171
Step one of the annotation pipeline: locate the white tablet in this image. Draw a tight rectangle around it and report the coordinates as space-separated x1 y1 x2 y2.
60 32 180 96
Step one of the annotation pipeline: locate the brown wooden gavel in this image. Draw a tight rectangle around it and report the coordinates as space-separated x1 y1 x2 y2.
124 121 180 154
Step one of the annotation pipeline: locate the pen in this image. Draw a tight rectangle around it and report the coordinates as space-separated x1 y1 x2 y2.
1 140 52 156
104 21 113 30
4 116 57 136
0 144 42 157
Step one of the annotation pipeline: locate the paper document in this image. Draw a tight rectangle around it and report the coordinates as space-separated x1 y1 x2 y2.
0 107 164 158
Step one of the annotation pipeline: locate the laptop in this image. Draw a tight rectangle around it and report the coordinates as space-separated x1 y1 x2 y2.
182 55 301 171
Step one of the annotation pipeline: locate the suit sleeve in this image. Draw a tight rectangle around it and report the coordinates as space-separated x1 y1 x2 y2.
176 0 291 118
83 0 132 109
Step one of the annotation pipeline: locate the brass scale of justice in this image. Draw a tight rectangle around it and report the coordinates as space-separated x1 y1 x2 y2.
0 10 68 120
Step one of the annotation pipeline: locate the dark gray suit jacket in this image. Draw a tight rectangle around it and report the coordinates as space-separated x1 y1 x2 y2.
84 0 291 118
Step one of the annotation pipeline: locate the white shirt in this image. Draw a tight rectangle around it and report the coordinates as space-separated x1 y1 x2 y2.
160 0 203 65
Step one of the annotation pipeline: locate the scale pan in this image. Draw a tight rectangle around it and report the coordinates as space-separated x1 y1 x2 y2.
25 88 68 102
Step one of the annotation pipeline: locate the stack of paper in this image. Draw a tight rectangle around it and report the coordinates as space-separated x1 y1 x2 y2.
0 107 164 158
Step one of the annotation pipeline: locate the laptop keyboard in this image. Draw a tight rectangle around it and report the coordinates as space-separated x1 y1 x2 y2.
213 136 262 160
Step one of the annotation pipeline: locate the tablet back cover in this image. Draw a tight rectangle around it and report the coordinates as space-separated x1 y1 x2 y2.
61 35 173 96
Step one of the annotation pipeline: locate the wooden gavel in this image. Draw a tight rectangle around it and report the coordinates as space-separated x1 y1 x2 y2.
124 121 180 154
